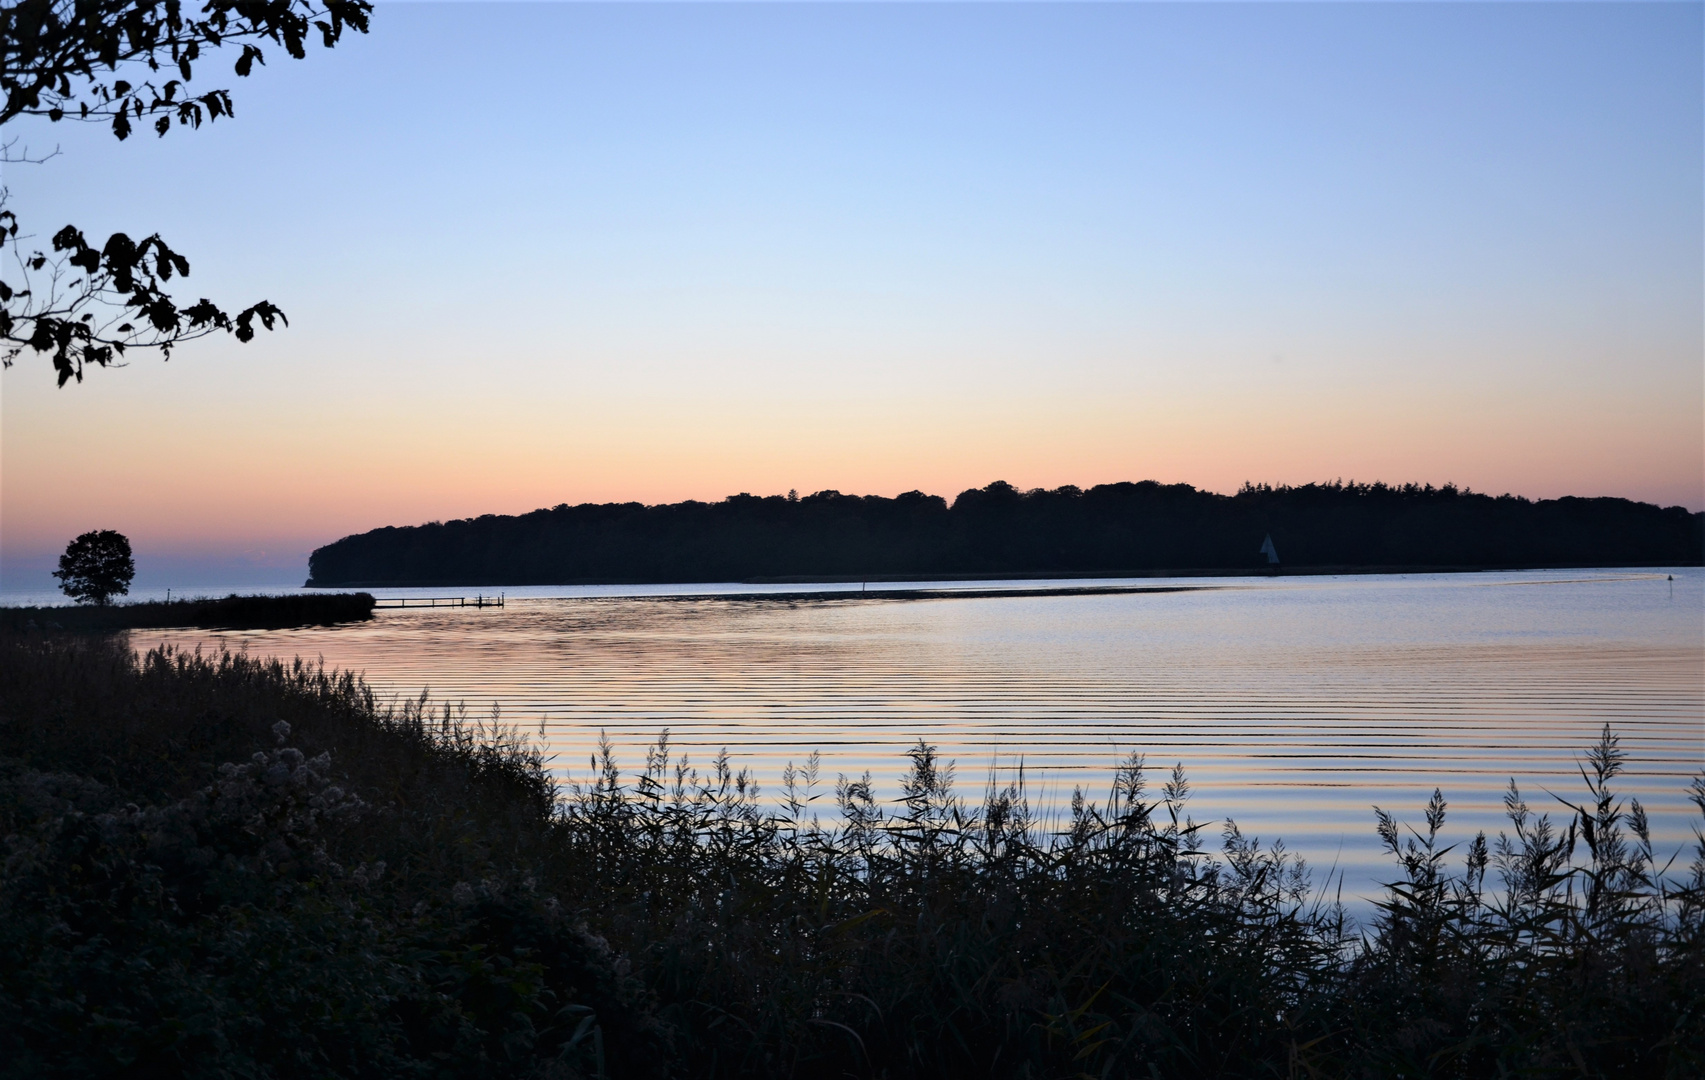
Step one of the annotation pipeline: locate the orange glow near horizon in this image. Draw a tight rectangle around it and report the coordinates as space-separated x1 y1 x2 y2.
4 335 1699 566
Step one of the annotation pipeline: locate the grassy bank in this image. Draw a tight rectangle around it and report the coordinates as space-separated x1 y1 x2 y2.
0 633 1699 1078
0 592 375 632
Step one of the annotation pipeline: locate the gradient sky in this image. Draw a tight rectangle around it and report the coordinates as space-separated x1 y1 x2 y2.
2 1 1701 587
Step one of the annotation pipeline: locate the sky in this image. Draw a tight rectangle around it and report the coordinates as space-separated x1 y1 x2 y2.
1 1 1701 588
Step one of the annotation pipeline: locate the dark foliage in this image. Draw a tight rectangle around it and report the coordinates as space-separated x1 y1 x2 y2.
52 528 134 604
0 633 667 1079
307 479 1705 586
2 0 372 134
0 213 286 384
1 591 375 632
0 633 1699 1078
0 0 370 383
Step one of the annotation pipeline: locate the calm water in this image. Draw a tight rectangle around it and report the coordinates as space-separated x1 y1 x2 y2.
133 569 1704 901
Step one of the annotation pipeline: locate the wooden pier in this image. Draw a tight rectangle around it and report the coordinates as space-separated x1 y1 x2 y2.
373 594 505 610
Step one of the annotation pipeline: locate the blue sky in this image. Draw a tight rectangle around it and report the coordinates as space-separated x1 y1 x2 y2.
2 2 1700 587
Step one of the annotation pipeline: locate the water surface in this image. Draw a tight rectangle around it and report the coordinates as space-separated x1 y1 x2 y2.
137 569 1704 901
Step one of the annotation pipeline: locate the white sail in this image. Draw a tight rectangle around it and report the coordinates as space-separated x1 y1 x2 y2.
1259 534 1280 565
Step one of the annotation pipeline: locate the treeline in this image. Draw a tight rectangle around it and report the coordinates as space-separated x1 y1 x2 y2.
1 634 1700 1077
307 480 1704 586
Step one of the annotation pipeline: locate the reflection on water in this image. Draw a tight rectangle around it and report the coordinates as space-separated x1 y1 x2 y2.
139 569 1704 900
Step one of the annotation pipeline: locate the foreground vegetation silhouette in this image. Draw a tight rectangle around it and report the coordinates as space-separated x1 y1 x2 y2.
0 633 1700 1078
307 480 1705 586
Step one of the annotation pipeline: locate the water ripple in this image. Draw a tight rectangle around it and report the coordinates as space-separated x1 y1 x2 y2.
141 569 1705 899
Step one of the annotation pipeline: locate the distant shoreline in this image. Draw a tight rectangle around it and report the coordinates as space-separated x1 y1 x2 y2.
616 583 1215 603
304 480 1704 589
0 593 376 632
304 563 1687 590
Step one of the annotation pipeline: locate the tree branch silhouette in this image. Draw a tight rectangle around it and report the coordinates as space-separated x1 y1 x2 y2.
0 0 371 383
0 209 285 384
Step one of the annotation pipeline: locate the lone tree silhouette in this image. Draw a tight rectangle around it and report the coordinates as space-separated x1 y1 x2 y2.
53 529 135 605
0 0 372 385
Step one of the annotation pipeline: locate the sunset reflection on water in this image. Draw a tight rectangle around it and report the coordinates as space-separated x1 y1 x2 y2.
140 569 1704 900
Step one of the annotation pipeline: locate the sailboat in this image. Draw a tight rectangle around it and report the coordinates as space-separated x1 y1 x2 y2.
1259 534 1280 569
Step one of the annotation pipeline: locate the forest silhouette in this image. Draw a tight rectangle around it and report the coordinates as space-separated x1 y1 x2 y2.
307 480 1704 587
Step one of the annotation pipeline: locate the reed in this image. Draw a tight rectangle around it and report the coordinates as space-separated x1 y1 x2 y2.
0 632 1698 1078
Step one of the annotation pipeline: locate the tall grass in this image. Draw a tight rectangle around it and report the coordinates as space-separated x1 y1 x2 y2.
0 632 1699 1078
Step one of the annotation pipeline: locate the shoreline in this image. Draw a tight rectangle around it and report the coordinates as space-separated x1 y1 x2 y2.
0 593 376 631
303 561 1693 590
636 582 1217 603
